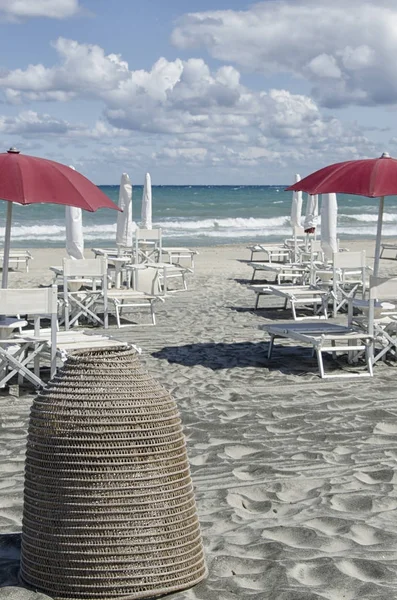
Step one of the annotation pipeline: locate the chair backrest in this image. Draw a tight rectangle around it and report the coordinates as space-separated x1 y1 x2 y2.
134 228 162 263
0 286 58 316
369 276 397 301
135 228 162 242
134 267 161 295
63 257 107 277
333 250 366 269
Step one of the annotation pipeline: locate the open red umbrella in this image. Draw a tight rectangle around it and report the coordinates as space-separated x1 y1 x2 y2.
287 152 397 276
0 148 120 287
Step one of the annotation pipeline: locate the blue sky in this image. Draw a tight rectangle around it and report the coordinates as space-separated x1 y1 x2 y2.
0 0 396 184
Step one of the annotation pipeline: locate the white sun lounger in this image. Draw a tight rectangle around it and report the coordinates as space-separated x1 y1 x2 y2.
380 243 397 259
250 262 308 284
0 250 33 272
247 244 291 263
264 321 373 378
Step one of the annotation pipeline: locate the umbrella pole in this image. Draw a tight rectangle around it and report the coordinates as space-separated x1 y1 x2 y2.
373 196 384 278
2 201 13 288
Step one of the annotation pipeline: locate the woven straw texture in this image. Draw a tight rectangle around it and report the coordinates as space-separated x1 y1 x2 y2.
20 346 207 600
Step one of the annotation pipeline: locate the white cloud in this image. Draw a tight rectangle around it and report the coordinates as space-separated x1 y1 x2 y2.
171 0 397 107
0 37 382 175
0 110 74 135
0 0 82 19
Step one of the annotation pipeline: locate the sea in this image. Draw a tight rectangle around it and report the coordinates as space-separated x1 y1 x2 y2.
2 185 397 249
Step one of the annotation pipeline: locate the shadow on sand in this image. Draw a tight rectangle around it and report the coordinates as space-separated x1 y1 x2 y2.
152 340 332 376
0 533 21 587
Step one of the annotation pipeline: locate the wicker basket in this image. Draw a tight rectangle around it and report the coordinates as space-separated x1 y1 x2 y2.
20 346 207 599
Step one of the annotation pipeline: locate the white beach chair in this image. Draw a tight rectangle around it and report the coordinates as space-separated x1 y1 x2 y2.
328 251 368 318
134 228 162 264
61 257 109 330
106 267 164 327
0 286 58 388
348 276 397 365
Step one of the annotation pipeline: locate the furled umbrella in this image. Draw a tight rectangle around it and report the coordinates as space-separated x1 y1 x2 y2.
65 206 84 260
116 172 133 252
290 173 303 260
304 194 318 236
141 172 152 229
287 152 397 276
65 166 84 260
290 173 303 230
0 148 120 287
320 193 338 261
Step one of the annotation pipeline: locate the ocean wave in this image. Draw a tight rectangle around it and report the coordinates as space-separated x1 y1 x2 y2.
339 213 397 223
157 216 290 230
3 215 397 245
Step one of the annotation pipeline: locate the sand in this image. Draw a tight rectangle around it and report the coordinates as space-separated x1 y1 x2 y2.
1 239 397 599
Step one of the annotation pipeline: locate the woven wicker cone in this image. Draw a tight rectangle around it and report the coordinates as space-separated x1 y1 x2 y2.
20 346 207 600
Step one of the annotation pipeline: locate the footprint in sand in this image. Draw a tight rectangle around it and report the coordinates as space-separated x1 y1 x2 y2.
232 465 273 481
336 558 394 583
271 479 326 503
189 452 212 466
210 555 266 578
226 492 272 518
330 494 373 513
347 523 397 546
305 516 351 535
373 421 397 435
223 445 261 459
354 469 395 484
262 526 351 552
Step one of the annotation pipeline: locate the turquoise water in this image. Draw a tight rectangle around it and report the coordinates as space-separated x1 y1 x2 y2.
1 185 396 248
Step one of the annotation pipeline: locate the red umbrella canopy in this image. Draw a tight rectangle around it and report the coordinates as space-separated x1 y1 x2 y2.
286 152 397 198
0 148 120 212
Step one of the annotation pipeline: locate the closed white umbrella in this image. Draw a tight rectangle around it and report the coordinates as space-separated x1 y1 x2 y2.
290 174 303 230
116 173 133 250
141 173 152 230
304 194 319 232
320 193 338 261
65 166 84 260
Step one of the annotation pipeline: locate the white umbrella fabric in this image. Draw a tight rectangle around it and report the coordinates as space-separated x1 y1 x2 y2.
141 173 152 229
65 207 84 259
65 166 84 260
290 174 303 230
304 194 319 232
116 173 133 250
320 193 338 261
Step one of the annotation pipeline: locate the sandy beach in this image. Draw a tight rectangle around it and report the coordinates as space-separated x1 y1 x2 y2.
1 240 397 600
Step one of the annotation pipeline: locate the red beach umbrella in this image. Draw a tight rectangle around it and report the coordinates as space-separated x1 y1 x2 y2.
0 148 120 287
287 152 397 276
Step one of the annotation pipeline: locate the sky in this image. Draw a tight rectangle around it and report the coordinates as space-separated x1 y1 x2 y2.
0 0 397 184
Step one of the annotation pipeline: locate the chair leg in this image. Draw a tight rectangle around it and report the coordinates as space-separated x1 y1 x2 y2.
268 335 275 359
365 342 374 377
150 301 156 325
115 302 121 329
316 348 326 378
